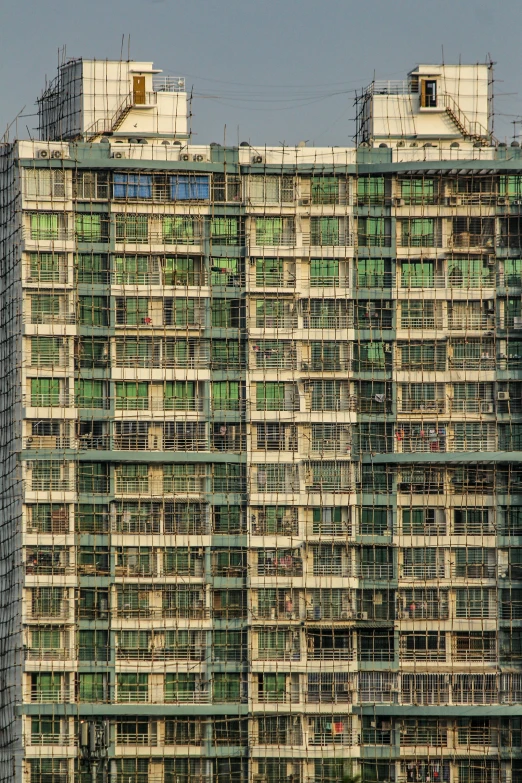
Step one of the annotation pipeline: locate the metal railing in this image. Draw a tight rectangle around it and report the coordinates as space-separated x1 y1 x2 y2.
153 76 186 92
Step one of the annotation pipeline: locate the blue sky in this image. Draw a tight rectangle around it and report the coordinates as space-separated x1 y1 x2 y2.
1 0 519 145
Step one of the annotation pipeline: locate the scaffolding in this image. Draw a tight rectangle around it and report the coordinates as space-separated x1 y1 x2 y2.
1 56 522 783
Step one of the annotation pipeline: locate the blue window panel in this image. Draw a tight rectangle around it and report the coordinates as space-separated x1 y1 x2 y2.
171 175 210 201
113 174 152 199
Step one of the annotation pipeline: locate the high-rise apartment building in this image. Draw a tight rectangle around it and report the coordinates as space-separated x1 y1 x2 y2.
1 56 521 783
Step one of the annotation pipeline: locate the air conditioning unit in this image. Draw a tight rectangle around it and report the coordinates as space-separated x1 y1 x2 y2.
483 403 494 413
498 391 510 401
252 155 264 164
498 197 508 206
193 154 206 162
111 151 126 159
180 153 190 161
395 197 405 206
51 150 66 159
487 257 496 266
514 316 522 329
514 200 522 206
449 195 462 206
299 198 310 206
37 149 50 159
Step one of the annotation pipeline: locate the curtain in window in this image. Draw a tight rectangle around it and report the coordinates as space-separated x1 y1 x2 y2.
79 673 105 701
402 260 435 287
31 378 60 406
164 256 195 285
165 673 197 701
31 213 62 240
75 379 105 408
357 177 385 203
256 218 285 245
311 177 339 205
76 214 104 242
164 381 195 411
401 178 435 203
356 258 386 287
210 217 239 245
79 296 108 326
212 381 240 411
171 175 209 200
30 252 62 282
113 173 152 199
311 217 340 246
115 382 149 410
310 258 339 286
213 673 240 702
401 219 436 247
115 255 150 284
162 216 196 243
256 382 285 411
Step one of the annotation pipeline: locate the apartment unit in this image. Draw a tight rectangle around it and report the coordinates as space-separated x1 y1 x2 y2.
0 56 521 783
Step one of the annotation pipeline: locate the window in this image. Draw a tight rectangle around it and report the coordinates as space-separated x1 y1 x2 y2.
77 463 109 494
31 461 68 492
310 258 339 286
212 381 241 411
357 176 385 205
117 673 148 702
75 213 108 242
310 341 342 370
115 254 156 284
500 175 522 200
255 298 295 328
76 504 109 534
402 260 435 287
73 170 108 199
255 217 294 245
115 296 148 325
113 173 152 199
165 673 201 702
30 378 61 407
311 216 348 246
400 177 436 204
353 341 386 371
75 379 105 408
356 258 390 288
400 342 446 371
162 216 201 244
79 630 108 662
448 257 492 288
309 380 347 411
421 79 437 107
210 217 241 245
30 212 66 240
163 256 199 286
304 298 351 328
77 253 108 283
360 507 389 535
115 381 149 410
164 381 196 411
306 461 352 492
163 464 205 493
256 382 289 411
250 176 294 204
211 339 242 369
79 295 108 326
400 218 439 247
25 168 66 199
28 252 65 283
358 217 391 247
213 673 241 702
171 174 209 200
79 672 106 702
311 176 342 205
212 173 241 202
115 214 148 243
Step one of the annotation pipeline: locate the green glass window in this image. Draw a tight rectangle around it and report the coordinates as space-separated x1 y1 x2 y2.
79 296 108 326
30 378 61 407
115 214 148 243
211 299 241 327
163 256 196 285
75 379 105 408
115 382 149 410
353 341 386 371
256 382 286 411
162 216 198 243
255 257 284 286
213 673 241 702
116 464 149 493
402 260 435 287
311 342 341 370
311 177 340 205
165 673 198 702
358 217 390 247
77 254 108 283
401 219 437 247
31 337 63 367
260 673 286 701
210 257 239 285
30 212 64 240
504 259 522 287
310 258 339 286
78 463 109 494
211 340 241 369
255 217 293 245
357 176 385 204
31 672 62 702
76 213 107 242
78 673 106 702
114 254 152 284
361 508 389 535
448 258 492 287
115 297 148 325
311 217 342 246
76 504 109 534
117 673 148 702
164 381 196 411
212 464 245 494
213 506 243 534
500 176 522 199
163 464 203 493
210 217 240 245
356 258 389 288
29 252 63 282
400 178 435 204
212 381 240 411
